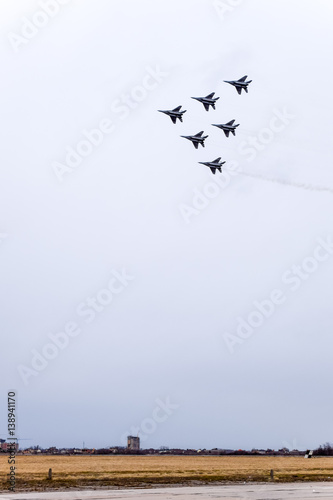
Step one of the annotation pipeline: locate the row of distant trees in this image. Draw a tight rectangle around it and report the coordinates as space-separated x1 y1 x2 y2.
17 442 333 456
313 443 333 456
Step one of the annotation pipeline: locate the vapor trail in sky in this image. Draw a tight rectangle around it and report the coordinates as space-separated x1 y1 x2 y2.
235 170 333 195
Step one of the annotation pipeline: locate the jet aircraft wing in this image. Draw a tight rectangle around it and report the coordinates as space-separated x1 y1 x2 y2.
209 166 221 174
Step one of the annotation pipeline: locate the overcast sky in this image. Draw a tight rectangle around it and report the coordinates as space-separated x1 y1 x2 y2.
1 0 333 451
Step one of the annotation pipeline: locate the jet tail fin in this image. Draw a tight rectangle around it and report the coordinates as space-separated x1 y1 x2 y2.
206 92 215 98
239 75 247 82
172 106 182 111
194 131 204 137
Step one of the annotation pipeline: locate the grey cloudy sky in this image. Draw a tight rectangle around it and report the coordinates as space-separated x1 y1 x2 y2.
1 0 333 451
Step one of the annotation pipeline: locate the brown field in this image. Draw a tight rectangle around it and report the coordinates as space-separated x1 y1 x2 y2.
1 455 333 491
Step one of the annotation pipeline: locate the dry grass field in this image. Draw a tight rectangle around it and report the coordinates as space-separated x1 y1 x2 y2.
1 455 333 491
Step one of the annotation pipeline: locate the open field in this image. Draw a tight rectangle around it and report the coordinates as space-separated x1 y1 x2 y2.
1 455 333 491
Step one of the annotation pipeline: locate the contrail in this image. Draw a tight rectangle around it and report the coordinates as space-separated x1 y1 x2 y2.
234 169 333 195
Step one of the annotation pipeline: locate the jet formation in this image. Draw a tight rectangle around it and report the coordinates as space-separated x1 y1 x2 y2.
223 75 252 95
158 76 251 174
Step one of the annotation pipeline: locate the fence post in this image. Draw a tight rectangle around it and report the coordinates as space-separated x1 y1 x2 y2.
48 468 52 480
270 469 274 481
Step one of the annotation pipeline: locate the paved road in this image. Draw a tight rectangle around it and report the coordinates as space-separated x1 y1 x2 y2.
2 483 333 500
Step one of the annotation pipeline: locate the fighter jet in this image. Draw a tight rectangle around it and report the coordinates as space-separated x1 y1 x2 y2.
198 157 226 175
224 75 252 95
180 131 208 149
191 92 219 111
212 120 239 137
158 105 186 124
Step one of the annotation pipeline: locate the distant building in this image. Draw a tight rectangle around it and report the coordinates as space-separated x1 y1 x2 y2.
127 436 140 450
0 439 19 452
